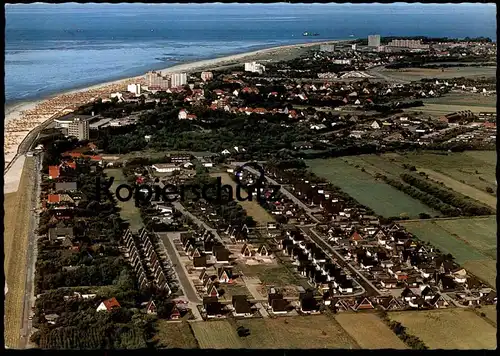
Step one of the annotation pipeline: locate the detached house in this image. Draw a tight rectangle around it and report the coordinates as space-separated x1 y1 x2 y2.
97 297 121 312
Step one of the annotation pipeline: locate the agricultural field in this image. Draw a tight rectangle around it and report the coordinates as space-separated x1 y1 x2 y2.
346 151 496 204
479 305 497 326
389 309 497 349
191 320 244 349
234 315 359 349
211 173 275 225
155 321 199 349
418 169 496 209
334 313 407 349
307 158 441 218
378 66 497 82
4 157 35 348
104 168 143 232
401 216 496 287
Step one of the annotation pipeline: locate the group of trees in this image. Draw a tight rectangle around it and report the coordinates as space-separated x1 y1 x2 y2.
378 174 460 217
400 173 495 216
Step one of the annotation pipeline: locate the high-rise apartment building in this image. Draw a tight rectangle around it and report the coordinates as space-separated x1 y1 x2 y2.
368 34 381 47
145 71 187 89
170 72 187 88
68 117 90 140
387 39 430 49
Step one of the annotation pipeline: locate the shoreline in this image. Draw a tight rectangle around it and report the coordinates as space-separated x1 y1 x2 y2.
3 39 344 172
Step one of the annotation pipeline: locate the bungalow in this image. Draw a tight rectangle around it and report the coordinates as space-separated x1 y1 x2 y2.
256 244 271 257
203 297 223 319
48 227 74 242
217 267 232 283
232 295 253 317
380 278 398 289
48 166 60 179
96 297 121 312
270 298 289 315
213 246 230 264
353 297 374 311
193 255 208 269
429 294 449 309
401 287 417 302
241 244 254 257
375 296 402 311
144 300 157 315
55 182 78 192
299 291 320 314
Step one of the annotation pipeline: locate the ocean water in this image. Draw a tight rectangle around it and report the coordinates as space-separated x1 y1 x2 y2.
5 3 497 104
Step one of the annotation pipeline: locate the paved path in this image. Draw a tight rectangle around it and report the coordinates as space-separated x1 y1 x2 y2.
19 153 42 348
240 166 321 223
300 226 381 297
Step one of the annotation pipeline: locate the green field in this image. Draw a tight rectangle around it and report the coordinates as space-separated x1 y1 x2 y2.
104 168 144 232
344 152 496 205
307 158 441 218
401 216 496 286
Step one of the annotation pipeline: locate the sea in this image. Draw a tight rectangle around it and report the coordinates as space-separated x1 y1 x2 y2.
5 3 497 105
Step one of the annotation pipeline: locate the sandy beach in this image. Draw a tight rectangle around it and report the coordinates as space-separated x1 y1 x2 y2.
3 40 340 184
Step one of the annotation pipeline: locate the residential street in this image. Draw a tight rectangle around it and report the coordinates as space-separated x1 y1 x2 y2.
156 232 201 304
300 226 381 297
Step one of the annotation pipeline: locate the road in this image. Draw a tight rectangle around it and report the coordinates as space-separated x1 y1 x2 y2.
240 166 321 223
4 113 57 174
19 153 42 348
365 65 411 84
300 226 381 297
156 232 201 305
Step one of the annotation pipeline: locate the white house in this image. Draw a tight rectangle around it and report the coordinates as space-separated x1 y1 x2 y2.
152 163 180 173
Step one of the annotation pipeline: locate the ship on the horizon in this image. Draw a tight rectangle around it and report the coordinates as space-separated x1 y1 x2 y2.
303 31 319 37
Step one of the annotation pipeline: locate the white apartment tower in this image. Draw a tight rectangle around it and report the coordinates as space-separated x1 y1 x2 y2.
170 72 187 88
127 84 142 96
368 34 381 47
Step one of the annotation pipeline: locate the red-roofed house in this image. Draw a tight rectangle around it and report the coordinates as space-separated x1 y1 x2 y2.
96 297 121 312
48 166 60 179
47 194 61 204
351 231 363 241
483 122 496 129
187 114 197 120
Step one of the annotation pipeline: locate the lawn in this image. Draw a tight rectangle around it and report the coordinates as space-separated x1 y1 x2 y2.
307 158 440 218
234 315 359 349
238 263 299 287
104 168 143 232
4 157 35 348
334 313 407 349
401 217 496 287
389 309 497 349
191 320 244 349
211 173 275 225
155 320 199 349
423 92 497 108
